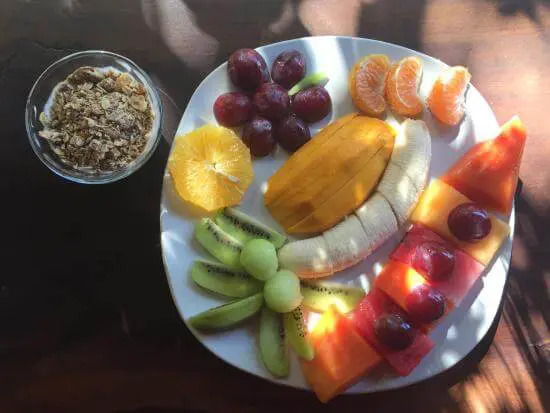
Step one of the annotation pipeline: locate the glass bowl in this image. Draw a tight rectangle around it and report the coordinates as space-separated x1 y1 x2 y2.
25 50 163 184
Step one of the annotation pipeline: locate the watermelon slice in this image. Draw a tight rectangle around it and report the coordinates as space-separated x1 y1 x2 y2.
374 260 454 332
351 288 434 376
442 116 526 216
391 224 486 306
300 305 382 403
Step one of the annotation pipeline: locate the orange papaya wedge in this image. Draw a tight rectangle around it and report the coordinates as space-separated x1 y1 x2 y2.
442 116 526 216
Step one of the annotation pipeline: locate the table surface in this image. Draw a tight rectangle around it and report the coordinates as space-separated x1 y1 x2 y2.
1 0 549 412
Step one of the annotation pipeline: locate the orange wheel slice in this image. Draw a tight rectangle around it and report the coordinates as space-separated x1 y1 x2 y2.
349 54 391 116
385 56 424 117
428 66 471 126
168 124 254 212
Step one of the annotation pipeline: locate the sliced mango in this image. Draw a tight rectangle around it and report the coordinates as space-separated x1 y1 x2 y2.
288 140 393 234
410 180 510 265
266 115 395 234
264 113 359 205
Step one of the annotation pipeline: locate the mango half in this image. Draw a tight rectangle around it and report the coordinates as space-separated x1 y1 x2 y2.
265 114 395 234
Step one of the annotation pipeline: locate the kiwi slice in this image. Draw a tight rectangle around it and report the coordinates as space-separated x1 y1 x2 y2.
188 292 263 331
259 307 289 378
288 72 329 96
283 306 314 361
191 260 263 298
215 208 286 249
195 218 244 270
301 281 365 314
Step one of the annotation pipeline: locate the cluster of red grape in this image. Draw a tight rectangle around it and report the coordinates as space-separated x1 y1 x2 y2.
213 49 332 157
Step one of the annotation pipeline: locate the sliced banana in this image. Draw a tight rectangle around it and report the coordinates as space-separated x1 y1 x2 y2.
390 119 431 189
278 236 332 277
322 215 371 273
376 171 419 226
376 119 431 225
354 192 398 250
278 119 432 278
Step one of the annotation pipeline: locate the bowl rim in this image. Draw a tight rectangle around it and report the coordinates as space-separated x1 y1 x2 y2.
25 49 163 184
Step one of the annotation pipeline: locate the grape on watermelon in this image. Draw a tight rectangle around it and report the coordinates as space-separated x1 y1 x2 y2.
350 288 434 376
374 260 453 332
391 224 486 307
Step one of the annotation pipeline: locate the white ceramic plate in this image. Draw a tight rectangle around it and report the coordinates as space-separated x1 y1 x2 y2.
160 36 513 394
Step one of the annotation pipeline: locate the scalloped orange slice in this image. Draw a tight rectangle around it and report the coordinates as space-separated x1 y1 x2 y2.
349 54 391 116
385 56 424 117
168 124 254 212
428 66 471 126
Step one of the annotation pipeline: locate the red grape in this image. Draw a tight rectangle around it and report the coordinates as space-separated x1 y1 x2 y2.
213 92 252 127
228 49 269 91
412 241 455 281
448 203 492 242
252 83 290 120
242 117 276 157
271 50 306 90
374 313 413 350
291 86 332 123
275 114 311 153
405 285 446 323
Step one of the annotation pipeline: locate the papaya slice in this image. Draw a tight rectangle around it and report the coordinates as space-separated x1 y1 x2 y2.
442 116 526 216
300 305 382 403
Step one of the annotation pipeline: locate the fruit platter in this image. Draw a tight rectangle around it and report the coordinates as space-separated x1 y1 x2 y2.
160 36 525 401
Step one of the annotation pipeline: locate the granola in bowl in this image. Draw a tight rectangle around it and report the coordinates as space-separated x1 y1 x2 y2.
38 66 155 174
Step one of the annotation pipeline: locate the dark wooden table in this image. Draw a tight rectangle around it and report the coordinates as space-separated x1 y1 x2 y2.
1 0 548 412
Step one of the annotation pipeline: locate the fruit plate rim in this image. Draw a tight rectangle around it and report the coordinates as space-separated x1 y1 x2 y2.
159 35 515 395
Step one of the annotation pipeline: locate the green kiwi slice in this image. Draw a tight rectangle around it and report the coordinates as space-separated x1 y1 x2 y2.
215 208 286 249
188 293 263 331
195 218 244 270
259 307 289 378
301 281 365 314
191 260 263 298
283 306 314 361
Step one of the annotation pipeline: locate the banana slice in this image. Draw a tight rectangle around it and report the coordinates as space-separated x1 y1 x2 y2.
376 171 419 225
354 192 398 250
278 236 332 277
376 119 431 224
390 119 431 189
322 215 371 273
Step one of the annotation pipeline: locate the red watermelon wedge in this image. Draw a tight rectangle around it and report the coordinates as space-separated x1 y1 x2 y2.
391 224 486 307
442 116 526 216
351 288 434 376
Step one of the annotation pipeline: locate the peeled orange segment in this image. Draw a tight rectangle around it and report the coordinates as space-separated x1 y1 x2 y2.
349 54 391 116
427 66 471 126
168 124 254 212
385 57 424 117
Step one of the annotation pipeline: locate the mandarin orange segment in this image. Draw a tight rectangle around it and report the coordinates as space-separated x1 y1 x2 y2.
349 54 391 116
385 56 424 117
168 124 254 212
427 66 471 126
